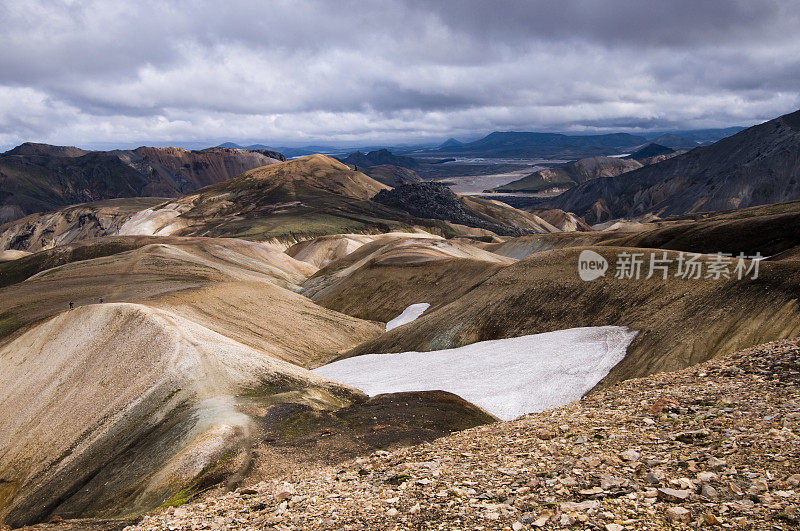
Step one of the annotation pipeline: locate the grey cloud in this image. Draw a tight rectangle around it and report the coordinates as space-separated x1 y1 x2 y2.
0 0 798 148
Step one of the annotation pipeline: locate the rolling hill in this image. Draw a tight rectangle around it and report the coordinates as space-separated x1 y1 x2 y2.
483 200 800 260
300 233 514 322
0 302 363 526
0 197 168 253
0 233 503 526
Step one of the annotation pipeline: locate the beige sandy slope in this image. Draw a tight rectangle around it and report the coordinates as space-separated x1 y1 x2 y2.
486 231 618 259
529 208 593 232
285 230 473 270
0 303 362 526
285 233 382 268
0 250 30 262
23 238 316 289
0 237 381 365
150 281 381 368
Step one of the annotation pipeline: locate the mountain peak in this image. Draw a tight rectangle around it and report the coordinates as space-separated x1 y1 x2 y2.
219 154 389 201
4 142 88 158
627 143 675 161
438 137 463 149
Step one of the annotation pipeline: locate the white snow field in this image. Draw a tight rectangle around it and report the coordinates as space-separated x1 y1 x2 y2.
385 303 431 331
314 326 638 420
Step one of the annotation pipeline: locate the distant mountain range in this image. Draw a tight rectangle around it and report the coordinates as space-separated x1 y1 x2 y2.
534 109 800 223
0 143 285 223
338 149 455 184
217 127 747 163
0 122 760 228
431 131 647 159
428 127 745 159
217 142 321 158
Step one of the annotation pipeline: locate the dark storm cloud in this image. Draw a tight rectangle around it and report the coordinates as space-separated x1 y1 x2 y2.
414 0 798 48
0 0 798 148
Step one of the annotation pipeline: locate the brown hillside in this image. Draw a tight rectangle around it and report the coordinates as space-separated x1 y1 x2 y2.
344 246 800 387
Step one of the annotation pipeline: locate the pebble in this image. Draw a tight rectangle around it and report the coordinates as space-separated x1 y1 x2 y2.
657 487 691 502
666 506 691 522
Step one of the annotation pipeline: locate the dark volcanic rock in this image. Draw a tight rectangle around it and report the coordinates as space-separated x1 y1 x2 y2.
373 182 532 236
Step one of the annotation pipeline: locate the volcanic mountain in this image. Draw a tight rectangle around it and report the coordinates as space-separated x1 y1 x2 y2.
0 143 285 223
537 108 800 223
437 137 464 150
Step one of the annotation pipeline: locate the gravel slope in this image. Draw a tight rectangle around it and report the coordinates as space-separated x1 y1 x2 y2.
131 337 800 529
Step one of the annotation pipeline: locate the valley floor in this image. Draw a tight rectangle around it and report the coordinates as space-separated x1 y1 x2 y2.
124 338 800 530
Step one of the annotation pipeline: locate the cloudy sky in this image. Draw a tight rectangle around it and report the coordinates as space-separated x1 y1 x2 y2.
1 0 799 150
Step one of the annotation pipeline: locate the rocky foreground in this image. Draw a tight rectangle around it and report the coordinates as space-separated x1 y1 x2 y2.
131 339 800 530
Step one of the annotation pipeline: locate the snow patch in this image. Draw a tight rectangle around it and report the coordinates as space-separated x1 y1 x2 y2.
386 303 430 332
314 326 637 420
